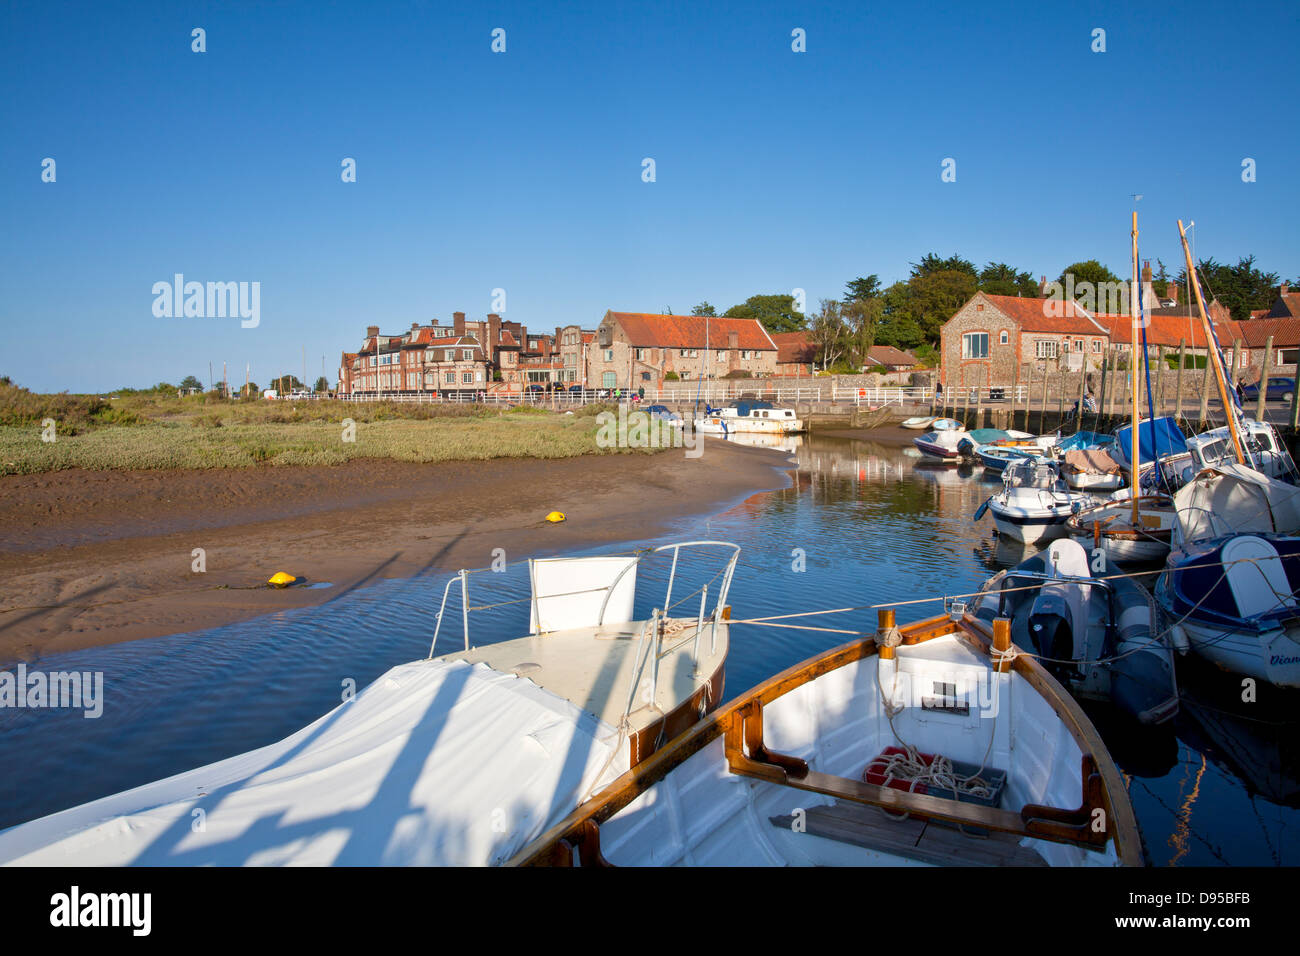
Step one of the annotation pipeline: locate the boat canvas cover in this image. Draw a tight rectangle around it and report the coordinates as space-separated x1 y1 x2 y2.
1062 448 1122 475
1113 418 1188 466
0 659 630 867
731 400 775 416
1173 463 1300 545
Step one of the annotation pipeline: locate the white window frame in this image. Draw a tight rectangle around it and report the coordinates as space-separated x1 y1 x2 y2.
961 332 990 359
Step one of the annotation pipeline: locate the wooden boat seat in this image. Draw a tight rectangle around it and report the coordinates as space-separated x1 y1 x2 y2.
727 698 1112 852
769 802 1048 866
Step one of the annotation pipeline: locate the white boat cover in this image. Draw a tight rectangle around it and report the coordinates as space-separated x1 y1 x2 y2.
0 659 630 867
1173 463 1300 545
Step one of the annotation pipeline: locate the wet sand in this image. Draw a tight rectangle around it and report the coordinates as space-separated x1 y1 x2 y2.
0 441 792 663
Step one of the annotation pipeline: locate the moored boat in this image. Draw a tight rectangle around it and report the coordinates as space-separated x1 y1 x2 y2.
1156 464 1300 688
913 427 968 462
1059 447 1125 492
0 542 740 866
1066 494 1176 564
694 400 804 436
972 538 1179 724
508 607 1143 866
980 458 1100 544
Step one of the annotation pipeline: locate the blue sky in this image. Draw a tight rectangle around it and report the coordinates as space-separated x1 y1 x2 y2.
2 0 1297 392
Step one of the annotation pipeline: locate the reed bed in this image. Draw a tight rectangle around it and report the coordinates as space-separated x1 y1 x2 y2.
0 406 637 475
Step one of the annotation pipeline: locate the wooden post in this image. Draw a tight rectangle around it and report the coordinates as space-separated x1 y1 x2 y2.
1175 339 1186 424
1021 364 1031 432
974 380 984 430
877 608 896 661
1199 355 1211 429
992 618 1012 673
1099 353 1110 432
1156 345 1166 415
1039 362 1050 434
1256 335 1273 422
1075 363 1086 430
1056 366 1066 430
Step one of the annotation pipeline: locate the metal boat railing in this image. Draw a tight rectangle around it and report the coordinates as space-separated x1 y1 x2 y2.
426 540 741 661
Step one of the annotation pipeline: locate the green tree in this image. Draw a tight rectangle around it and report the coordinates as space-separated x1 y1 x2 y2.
843 275 882 303
313 376 330 393
807 299 848 369
978 262 1038 298
690 301 717 316
912 253 977 280
1056 260 1121 290
843 296 884 364
274 374 304 393
179 375 203 391
723 293 806 333
1176 256 1281 321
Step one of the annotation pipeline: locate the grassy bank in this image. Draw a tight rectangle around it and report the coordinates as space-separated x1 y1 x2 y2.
0 383 643 474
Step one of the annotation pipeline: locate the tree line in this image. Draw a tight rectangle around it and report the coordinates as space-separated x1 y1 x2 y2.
685 254 1294 373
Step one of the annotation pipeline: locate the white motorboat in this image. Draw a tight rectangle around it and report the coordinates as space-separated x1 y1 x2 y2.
979 459 1100 544
0 542 740 866
1156 464 1300 688
694 399 804 436
901 416 962 431
913 427 968 462
509 607 1143 867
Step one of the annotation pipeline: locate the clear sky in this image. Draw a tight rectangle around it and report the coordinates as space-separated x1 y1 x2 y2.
2 0 1297 392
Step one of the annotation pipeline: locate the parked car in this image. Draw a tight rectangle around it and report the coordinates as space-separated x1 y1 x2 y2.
1241 377 1296 403
525 384 545 394
567 384 585 394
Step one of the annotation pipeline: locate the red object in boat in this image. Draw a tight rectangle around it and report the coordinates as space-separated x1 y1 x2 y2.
863 746 937 794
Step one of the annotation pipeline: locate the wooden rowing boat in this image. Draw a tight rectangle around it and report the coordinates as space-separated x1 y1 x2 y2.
509 608 1143 867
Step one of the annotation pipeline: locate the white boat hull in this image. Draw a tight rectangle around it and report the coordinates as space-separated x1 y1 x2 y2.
694 417 804 435
1180 619 1300 688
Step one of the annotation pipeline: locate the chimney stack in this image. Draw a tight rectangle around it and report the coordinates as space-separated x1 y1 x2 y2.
1141 261 1157 313
453 311 466 335
1166 281 1178 305
1039 275 1047 296
366 325 379 338
1283 283 1291 297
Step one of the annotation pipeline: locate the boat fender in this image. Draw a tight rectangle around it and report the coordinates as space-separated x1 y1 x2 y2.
545 511 567 523
267 572 298 588
974 496 992 521
1170 623 1191 655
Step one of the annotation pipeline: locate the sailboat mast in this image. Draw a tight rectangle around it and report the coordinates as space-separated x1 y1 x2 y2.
1130 212 1141 523
1178 219 1245 465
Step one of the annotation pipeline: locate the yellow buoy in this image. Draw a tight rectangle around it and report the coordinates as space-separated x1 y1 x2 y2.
268 572 297 588
545 511 566 523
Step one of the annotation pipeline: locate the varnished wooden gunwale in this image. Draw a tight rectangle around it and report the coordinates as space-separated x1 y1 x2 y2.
507 614 1143 867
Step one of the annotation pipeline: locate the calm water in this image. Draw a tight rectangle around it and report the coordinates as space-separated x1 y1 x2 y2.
1 434 1296 866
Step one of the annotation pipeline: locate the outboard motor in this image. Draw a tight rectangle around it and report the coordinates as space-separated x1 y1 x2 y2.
1027 539 1093 680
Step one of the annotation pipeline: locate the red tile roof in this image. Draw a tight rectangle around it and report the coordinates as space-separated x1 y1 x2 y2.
978 294 1109 335
606 312 777 350
1234 316 1300 348
1093 313 1226 349
866 345 917 367
1268 293 1300 318
771 331 815 364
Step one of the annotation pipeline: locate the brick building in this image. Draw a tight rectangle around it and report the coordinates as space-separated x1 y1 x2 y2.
339 323 489 396
588 312 778 390
772 331 816 376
